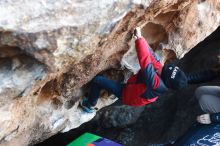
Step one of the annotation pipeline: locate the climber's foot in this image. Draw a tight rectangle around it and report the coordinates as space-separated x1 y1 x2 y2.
79 97 95 113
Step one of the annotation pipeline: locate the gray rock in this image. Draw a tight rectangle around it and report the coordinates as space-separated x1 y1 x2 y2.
100 105 145 128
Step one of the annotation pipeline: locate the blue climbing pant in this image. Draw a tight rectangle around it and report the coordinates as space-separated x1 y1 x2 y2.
88 76 124 106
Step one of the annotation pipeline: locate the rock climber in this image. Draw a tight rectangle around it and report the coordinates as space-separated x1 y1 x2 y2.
79 27 219 113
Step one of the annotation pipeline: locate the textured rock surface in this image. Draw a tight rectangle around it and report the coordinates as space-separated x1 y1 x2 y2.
37 27 220 146
97 105 145 128
0 0 220 146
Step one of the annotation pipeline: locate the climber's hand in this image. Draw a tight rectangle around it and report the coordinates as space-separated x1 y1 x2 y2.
197 114 211 124
133 27 142 39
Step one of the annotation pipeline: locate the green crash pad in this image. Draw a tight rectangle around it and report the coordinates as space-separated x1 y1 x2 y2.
67 133 100 146
67 132 122 146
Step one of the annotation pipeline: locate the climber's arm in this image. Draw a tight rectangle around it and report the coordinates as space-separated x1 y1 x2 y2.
148 48 162 72
135 37 167 95
187 69 218 84
133 27 162 72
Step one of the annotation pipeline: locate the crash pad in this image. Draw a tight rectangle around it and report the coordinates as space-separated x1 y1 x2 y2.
67 132 122 146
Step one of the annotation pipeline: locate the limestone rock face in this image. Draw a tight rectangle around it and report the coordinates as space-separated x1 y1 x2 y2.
0 0 219 146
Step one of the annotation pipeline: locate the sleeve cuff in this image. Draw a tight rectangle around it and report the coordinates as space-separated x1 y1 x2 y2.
210 113 220 123
135 37 144 43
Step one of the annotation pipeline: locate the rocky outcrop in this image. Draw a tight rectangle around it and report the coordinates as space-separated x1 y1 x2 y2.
0 0 220 146
38 27 220 146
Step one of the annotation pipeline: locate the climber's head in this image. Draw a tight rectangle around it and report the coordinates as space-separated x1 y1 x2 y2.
161 64 188 90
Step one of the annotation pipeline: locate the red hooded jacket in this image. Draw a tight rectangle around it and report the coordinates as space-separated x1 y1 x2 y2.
122 37 167 106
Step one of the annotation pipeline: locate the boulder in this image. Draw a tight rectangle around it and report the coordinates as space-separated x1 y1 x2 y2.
0 0 220 145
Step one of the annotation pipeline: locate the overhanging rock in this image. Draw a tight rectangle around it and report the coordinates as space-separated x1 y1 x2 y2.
0 0 220 146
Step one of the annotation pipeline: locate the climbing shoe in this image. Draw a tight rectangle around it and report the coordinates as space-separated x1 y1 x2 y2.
79 97 94 113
